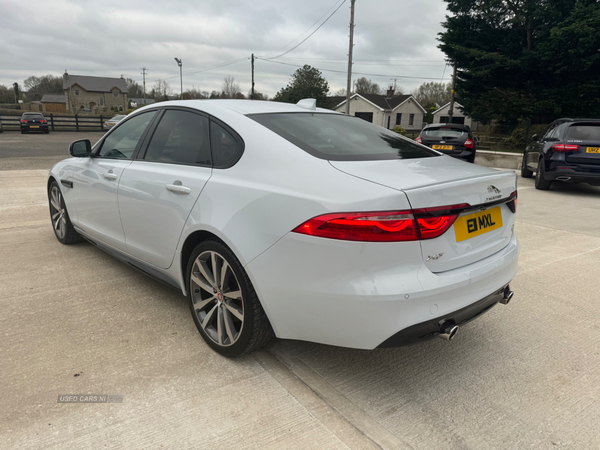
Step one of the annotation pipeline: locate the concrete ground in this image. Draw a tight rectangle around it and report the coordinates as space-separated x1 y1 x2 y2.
1 132 599 449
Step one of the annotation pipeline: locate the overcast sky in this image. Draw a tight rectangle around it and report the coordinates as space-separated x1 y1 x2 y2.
0 0 451 98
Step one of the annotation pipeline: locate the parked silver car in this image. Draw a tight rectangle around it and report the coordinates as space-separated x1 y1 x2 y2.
102 115 127 131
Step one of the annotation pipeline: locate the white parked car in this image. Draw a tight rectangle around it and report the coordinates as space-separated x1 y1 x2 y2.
48 99 519 356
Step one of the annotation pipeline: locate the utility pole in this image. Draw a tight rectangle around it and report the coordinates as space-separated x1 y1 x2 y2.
141 67 147 105
251 53 255 100
345 0 356 115
448 64 457 123
174 58 183 100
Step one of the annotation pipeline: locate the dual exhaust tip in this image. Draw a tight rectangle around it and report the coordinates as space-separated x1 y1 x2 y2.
438 286 514 341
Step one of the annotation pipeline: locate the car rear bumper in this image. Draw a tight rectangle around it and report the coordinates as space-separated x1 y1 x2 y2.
246 231 519 349
21 124 49 131
545 164 600 184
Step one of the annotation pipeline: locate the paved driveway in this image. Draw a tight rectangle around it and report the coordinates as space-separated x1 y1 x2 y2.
1 133 599 449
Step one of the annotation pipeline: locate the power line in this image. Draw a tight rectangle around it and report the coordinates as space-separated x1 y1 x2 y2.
258 0 347 60
259 0 346 59
259 59 453 81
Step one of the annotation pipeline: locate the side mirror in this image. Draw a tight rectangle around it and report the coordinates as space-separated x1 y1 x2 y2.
69 139 92 157
531 134 538 142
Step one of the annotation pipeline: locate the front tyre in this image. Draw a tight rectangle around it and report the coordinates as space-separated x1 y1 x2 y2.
48 181 82 244
187 240 274 357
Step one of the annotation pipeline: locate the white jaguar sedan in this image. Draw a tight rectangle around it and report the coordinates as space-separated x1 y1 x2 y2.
48 99 519 356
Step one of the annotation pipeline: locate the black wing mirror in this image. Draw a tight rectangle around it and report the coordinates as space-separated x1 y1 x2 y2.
69 139 92 157
531 134 538 142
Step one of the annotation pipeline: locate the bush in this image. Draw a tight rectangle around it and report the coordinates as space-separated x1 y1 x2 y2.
504 124 549 149
392 126 407 136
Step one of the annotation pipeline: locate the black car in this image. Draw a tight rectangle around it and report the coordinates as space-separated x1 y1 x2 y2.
522 118 600 190
20 112 49 134
416 123 476 163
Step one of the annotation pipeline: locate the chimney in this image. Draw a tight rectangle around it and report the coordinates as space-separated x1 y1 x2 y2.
386 88 394 98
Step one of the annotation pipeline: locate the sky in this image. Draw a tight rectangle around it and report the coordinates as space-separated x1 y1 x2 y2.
0 0 451 98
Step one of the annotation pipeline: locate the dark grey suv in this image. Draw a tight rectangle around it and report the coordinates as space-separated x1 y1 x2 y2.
416 123 476 163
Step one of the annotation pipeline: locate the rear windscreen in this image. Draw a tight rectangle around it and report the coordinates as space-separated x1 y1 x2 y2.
249 113 439 161
423 128 465 139
567 124 600 140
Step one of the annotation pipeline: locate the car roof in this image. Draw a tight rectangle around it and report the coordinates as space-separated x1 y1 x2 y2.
423 123 470 131
133 99 338 117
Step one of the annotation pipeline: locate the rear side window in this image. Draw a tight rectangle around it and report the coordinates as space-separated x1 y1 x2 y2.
210 121 244 168
97 110 157 159
567 124 600 140
144 110 211 165
250 113 438 161
424 127 465 139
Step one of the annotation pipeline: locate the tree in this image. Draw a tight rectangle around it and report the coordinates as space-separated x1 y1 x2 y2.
439 0 600 123
150 78 173 102
273 65 330 107
412 82 452 109
248 90 269 100
126 78 144 98
222 76 242 99
0 84 16 103
23 75 63 94
354 77 382 95
183 86 209 99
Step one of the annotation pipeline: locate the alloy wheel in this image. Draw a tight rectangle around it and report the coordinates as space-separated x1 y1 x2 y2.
49 186 66 240
190 250 244 347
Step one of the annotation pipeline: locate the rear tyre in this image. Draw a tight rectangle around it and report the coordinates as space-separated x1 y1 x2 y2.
48 181 83 244
20 130 25 134
45 130 49 134
521 152 533 178
187 240 274 357
535 159 552 190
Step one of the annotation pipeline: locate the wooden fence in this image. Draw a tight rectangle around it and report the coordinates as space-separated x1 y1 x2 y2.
0 114 107 132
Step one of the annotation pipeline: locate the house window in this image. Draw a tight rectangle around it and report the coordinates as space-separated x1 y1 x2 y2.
409 114 415 126
395 113 402 126
440 116 450 124
100 97 104 106
74 90 79 96
119 105 124 112
113 90 119 98
387 116 391 129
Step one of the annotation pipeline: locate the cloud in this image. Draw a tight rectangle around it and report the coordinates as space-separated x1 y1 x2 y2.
0 0 450 97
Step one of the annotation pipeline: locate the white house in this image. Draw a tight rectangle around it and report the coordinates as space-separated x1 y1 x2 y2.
431 102 477 130
333 92 427 131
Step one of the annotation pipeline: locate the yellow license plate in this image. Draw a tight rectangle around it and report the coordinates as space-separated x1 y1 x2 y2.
107 123 114 126
30 125 39 128
586 147 600 153
432 145 453 150
454 206 503 242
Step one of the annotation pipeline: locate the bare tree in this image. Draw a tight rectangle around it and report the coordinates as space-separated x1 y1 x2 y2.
354 77 382 95
184 85 208 99
411 82 452 108
222 76 241 99
151 78 173 101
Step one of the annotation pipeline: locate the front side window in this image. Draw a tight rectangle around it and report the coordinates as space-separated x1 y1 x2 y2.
144 110 211 165
250 113 438 161
97 110 157 159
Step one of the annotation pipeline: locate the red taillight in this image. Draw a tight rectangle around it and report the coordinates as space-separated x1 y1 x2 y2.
292 204 469 242
20 119 27 123
40 119 47 123
552 143 579 152
292 211 418 242
415 136 422 144
464 138 474 149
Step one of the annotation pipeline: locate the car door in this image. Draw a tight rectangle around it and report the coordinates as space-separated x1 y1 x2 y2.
118 108 213 269
72 110 158 250
527 123 556 169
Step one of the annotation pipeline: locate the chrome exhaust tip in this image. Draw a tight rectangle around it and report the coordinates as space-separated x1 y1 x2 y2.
500 286 514 305
556 176 571 181
439 321 459 341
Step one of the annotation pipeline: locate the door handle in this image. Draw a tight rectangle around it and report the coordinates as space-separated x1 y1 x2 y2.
166 181 191 194
102 171 118 181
